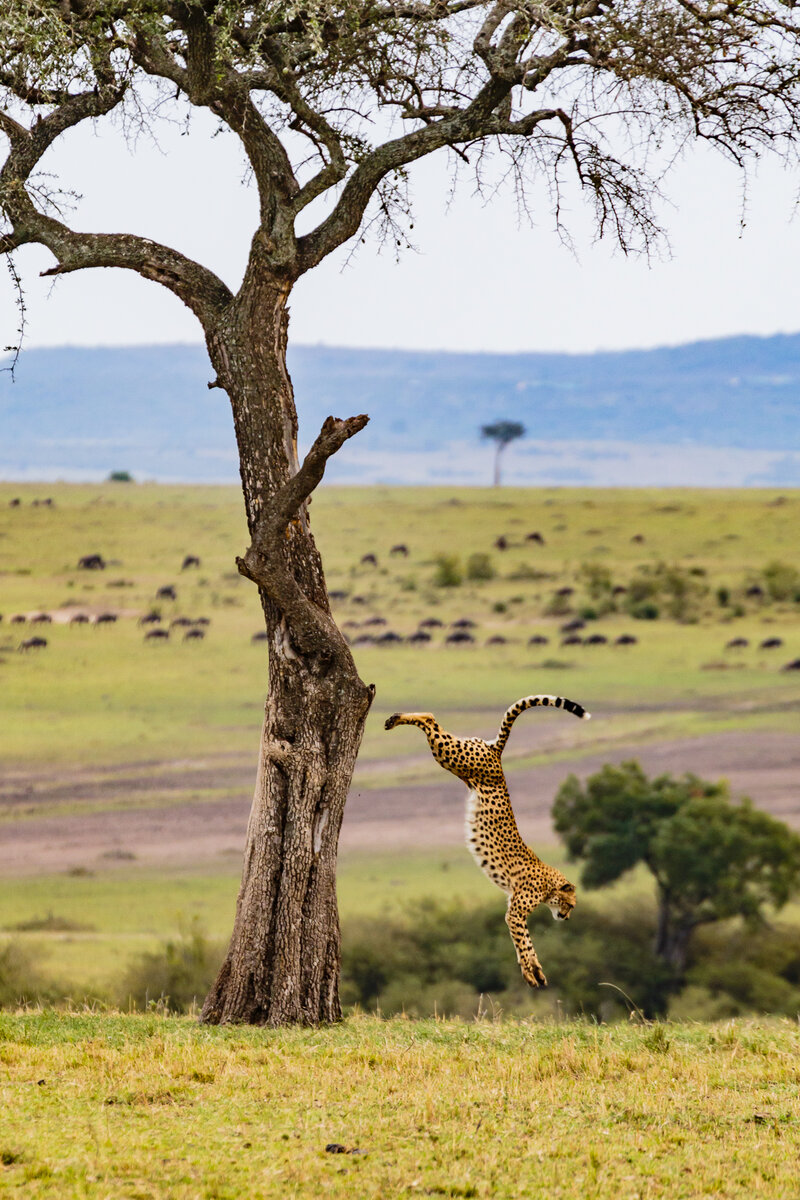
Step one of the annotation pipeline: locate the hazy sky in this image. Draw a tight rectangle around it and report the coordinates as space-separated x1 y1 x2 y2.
2 105 800 355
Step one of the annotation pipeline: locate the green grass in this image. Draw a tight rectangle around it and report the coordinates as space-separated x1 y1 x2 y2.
1 482 798 767
0 1011 799 1198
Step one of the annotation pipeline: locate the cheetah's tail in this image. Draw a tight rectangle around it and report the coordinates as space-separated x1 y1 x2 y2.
491 694 591 755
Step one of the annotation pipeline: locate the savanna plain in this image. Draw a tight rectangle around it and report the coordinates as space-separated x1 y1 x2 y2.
1 482 799 1198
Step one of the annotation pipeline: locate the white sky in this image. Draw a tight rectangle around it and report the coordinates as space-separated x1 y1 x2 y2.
2 106 800 355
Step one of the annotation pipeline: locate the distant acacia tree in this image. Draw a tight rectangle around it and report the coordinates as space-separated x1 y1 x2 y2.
481 420 526 486
3 1 800 1027
553 762 800 976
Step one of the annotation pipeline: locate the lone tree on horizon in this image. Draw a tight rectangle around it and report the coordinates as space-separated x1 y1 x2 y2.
481 420 526 486
3 0 800 1027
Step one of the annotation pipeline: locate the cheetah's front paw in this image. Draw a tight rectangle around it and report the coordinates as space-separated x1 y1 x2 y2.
523 961 548 989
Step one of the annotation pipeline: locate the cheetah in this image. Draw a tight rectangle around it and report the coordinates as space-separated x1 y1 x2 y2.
385 694 591 988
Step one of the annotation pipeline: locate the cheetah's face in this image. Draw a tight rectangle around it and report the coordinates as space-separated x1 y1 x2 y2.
547 882 576 921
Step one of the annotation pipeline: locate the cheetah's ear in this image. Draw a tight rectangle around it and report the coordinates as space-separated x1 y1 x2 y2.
560 883 575 894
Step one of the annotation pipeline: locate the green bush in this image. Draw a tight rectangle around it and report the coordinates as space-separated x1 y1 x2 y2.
117 920 224 1014
0 940 59 1008
466 553 495 582
629 601 660 620
763 560 800 602
432 555 463 588
107 470 133 482
716 586 730 607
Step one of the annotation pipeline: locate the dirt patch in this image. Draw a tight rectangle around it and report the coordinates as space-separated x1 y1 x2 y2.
0 731 798 875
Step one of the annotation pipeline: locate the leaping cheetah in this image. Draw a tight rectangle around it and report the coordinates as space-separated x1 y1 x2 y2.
385 694 591 988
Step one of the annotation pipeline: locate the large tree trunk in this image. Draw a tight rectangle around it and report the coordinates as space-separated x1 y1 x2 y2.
655 894 694 977
200 271 373 1025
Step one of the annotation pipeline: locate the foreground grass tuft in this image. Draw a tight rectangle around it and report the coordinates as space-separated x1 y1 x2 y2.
0 1011 798 1197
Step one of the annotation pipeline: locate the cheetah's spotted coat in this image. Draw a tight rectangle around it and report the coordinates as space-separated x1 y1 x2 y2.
385 694 590 988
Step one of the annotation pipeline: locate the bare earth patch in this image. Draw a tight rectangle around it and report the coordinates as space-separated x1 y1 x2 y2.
1 730 798 875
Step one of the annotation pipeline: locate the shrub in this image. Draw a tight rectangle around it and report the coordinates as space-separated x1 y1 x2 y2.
117 920 224 1014
0 940 58 1008
432 555 463 588
716 586 730 607
579 563 613 601
763 560 800 602
466 553 495 582
107 470 133 482
629 601 660 620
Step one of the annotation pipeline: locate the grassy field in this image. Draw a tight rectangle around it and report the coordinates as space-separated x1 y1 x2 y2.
0 483 798 767
0 1011 799 1198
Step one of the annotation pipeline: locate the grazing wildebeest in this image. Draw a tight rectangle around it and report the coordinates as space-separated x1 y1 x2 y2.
171 617 194 628
494 536 508 551
352 595 367 605
145 628 169 640
70 614 91 625
139 611 162 626
526 532 545 544
631 534 645 543
726 637 749 649
30 613 52 624
251 631 269 642
555 586 574 597
192 617 211 626
584 634 608 646
390 544 409 557
19 636 47 650
408 630 432 644
95 613 118 625
612 585 628 596
156 585 177 600
615 634 638 646
360 553 378 566
10 615 26 624
329 590 349 601
560 619 585 633
184 628 205 641
451 618 476 629
419 618 444 629
363 616 387 627
376 631 403 644
78 554 105 570
760 637 784 649
181 555 201 570
9 498 21 507
352 634 376 646
528 635 549 645
487 636 507 645
446 630 475 645
781 658 800 672
561 635 583 646
745 585 764 598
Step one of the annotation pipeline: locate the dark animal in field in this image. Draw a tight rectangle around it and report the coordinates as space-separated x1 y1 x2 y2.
10 615 26 624
94 613 118 625
494 536 508 551
171 617 194 628
343 620 360 629
612 585 628 596
555 587 574 597
419 618 444 629
42 498 54 507
156 585 177 600
446 630 475 645
390 544 409 556
726 637 749 649
408 630 432 644
352 595 367 605
451 618 476 629
760 637 784 649
30 613 52 624
193 617 210 626
181 555 201 569
526 532 545 544
487 636 507 645
251 631 268 642
560 619 585 633
360 553 378 566
70 614 90 625
528 635 549 645
145 628 169 640
376 631 403 644
746 585 764 598
584 634 608 646
9 498 20 507
184 628 205 641
615 634 638 646
329 590 349 601
138 611 162 626
781 658 800 672
19 636 47 650
631 534 645 543
78 554 105 570
363 616 387 627
561 635 583 646
352 634 376 646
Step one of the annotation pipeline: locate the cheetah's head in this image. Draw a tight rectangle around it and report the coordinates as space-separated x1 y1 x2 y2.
546 881 576 921
385 712 435 731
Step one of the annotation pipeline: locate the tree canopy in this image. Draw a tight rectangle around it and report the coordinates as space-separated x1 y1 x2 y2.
552 761 800 973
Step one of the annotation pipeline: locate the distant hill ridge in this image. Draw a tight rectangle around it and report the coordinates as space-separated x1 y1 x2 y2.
1 335 799 485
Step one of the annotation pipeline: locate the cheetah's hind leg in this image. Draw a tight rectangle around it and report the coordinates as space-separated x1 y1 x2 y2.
505 890 547 988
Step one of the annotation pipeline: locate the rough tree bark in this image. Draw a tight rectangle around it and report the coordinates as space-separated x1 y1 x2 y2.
655 895 695 977
199 271 374 1024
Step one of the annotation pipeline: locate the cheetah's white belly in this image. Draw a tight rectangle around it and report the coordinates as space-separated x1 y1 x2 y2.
464 788 511 894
